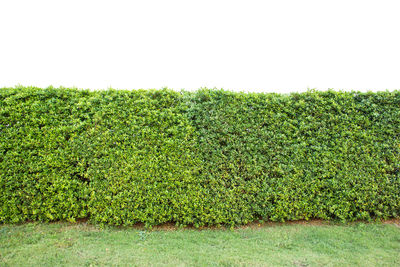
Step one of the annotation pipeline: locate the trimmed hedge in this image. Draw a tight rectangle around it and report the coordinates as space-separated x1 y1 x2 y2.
1 86 399 226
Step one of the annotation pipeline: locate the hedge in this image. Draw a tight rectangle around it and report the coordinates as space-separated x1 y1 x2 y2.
1 86 399 226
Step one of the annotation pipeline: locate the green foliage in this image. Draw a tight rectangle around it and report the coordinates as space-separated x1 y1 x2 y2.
1 86 400 226
185 89 400 224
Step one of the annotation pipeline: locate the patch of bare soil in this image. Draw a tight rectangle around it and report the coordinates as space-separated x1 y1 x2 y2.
382 218 400 227
142 218 400 231
20 218 400 232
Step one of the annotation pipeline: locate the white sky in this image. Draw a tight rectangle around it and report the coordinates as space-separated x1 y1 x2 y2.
1 0 399 93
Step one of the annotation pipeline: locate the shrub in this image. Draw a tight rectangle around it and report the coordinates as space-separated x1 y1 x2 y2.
184 89 400 224
1 86 399 226
0 87 90 222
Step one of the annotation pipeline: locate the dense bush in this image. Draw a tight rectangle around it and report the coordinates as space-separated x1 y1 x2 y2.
185 89 400 225
1 86 399 226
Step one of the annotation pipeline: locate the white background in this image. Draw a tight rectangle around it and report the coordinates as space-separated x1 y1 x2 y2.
1 0 399 93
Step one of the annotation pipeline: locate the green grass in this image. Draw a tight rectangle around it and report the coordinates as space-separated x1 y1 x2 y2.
1 222 399 266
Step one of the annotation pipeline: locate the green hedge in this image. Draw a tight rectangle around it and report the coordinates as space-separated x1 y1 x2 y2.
1 86 399 226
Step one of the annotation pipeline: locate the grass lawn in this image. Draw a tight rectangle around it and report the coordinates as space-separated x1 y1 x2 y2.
1 222 399 266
